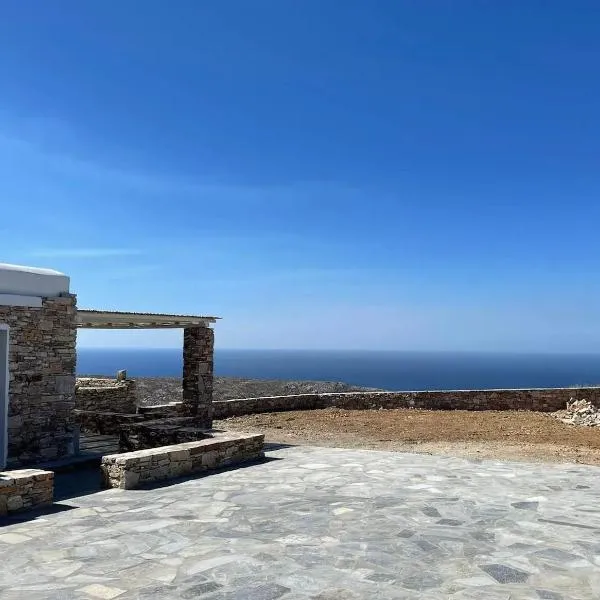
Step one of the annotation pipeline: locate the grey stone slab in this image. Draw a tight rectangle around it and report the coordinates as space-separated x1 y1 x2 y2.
479 563 530 583
400 571 443 590
536 590 564 600
511 501 539 510
436 518 463 526
533 547 586 562
397 529 414 538
180 580 223 597
421 506 442 518
214 583 291 600
1 446 600 598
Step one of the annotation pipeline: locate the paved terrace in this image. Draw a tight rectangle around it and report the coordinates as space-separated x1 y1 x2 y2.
1 446 600 599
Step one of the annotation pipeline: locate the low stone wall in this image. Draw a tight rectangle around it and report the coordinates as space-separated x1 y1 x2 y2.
101 432 265 489
212 387 600 419
0 469 54 515
75 378 137 414
213 395 321 418
91 386 600 423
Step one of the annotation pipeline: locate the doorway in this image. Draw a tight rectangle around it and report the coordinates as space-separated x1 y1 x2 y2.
0 325 8 469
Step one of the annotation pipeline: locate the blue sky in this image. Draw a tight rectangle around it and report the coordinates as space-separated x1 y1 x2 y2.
1 1 599 351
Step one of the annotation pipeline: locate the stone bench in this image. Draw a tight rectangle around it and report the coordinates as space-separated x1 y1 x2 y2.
0 469 54 515
101 431 265 489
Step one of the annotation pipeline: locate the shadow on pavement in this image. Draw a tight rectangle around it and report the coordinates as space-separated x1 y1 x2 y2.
53 464 105 502
0 502 76 528
136 453 281 491
264 442 296 451
1 444 290 525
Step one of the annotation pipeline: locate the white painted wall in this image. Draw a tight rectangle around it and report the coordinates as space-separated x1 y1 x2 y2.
0 263 69 299
0 325 8 470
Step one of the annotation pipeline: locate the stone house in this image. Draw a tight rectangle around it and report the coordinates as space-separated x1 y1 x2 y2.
0 263 217 469
0 264 77 468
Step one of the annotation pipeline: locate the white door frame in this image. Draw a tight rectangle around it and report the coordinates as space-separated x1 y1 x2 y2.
0 324 9 470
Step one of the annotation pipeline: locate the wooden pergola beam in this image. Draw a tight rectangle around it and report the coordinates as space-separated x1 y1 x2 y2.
76 310 219 329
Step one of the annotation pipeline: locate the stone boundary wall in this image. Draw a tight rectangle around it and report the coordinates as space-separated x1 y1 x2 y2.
75 378 137 414
211 386 600 419
101 432 264 489
0 469 54 515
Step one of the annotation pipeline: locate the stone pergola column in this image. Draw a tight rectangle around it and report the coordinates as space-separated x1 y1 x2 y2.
182 326 214 428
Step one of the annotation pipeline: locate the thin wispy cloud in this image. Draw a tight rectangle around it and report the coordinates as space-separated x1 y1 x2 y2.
29 248 143 259
103 265 162 280
0 125 359 204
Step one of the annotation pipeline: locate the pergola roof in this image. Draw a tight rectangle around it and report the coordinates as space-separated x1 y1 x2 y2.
77 309 219 329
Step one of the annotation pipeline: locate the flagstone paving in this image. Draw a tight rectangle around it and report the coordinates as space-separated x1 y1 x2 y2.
1 445 600 599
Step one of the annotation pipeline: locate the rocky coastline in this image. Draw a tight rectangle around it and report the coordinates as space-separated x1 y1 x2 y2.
103 376 382 407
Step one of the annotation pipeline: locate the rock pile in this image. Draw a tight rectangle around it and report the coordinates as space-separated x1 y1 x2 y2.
553 398 600 427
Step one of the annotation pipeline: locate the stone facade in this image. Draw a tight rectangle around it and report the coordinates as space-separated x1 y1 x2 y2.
75 377 137 414
211 386 600 419
1 295 77 466
181 326 214 427
0 468 54 515
101 432 264 489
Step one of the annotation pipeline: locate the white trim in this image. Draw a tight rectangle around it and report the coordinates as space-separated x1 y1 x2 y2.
0 324 8 470
0 293 43 308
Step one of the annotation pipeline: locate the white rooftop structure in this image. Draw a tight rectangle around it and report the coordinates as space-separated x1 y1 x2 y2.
0 263 70 306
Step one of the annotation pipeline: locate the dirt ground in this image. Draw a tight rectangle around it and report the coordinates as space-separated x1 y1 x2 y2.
216 408 600 466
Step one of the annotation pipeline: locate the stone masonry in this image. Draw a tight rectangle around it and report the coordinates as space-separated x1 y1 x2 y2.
0 468 54 515
1 295 77 466
101 431 264 489
75 377 137 414
73 410 143 437
181 326 214 427
121 417 212 451
211 386 600 419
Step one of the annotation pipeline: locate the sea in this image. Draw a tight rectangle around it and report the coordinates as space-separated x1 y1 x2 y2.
77 348 600 391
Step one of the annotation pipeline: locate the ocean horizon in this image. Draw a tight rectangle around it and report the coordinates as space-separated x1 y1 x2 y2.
77 348 600 391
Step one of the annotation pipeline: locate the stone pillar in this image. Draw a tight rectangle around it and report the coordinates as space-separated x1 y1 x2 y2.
2 294 77 466
182 326 214 428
